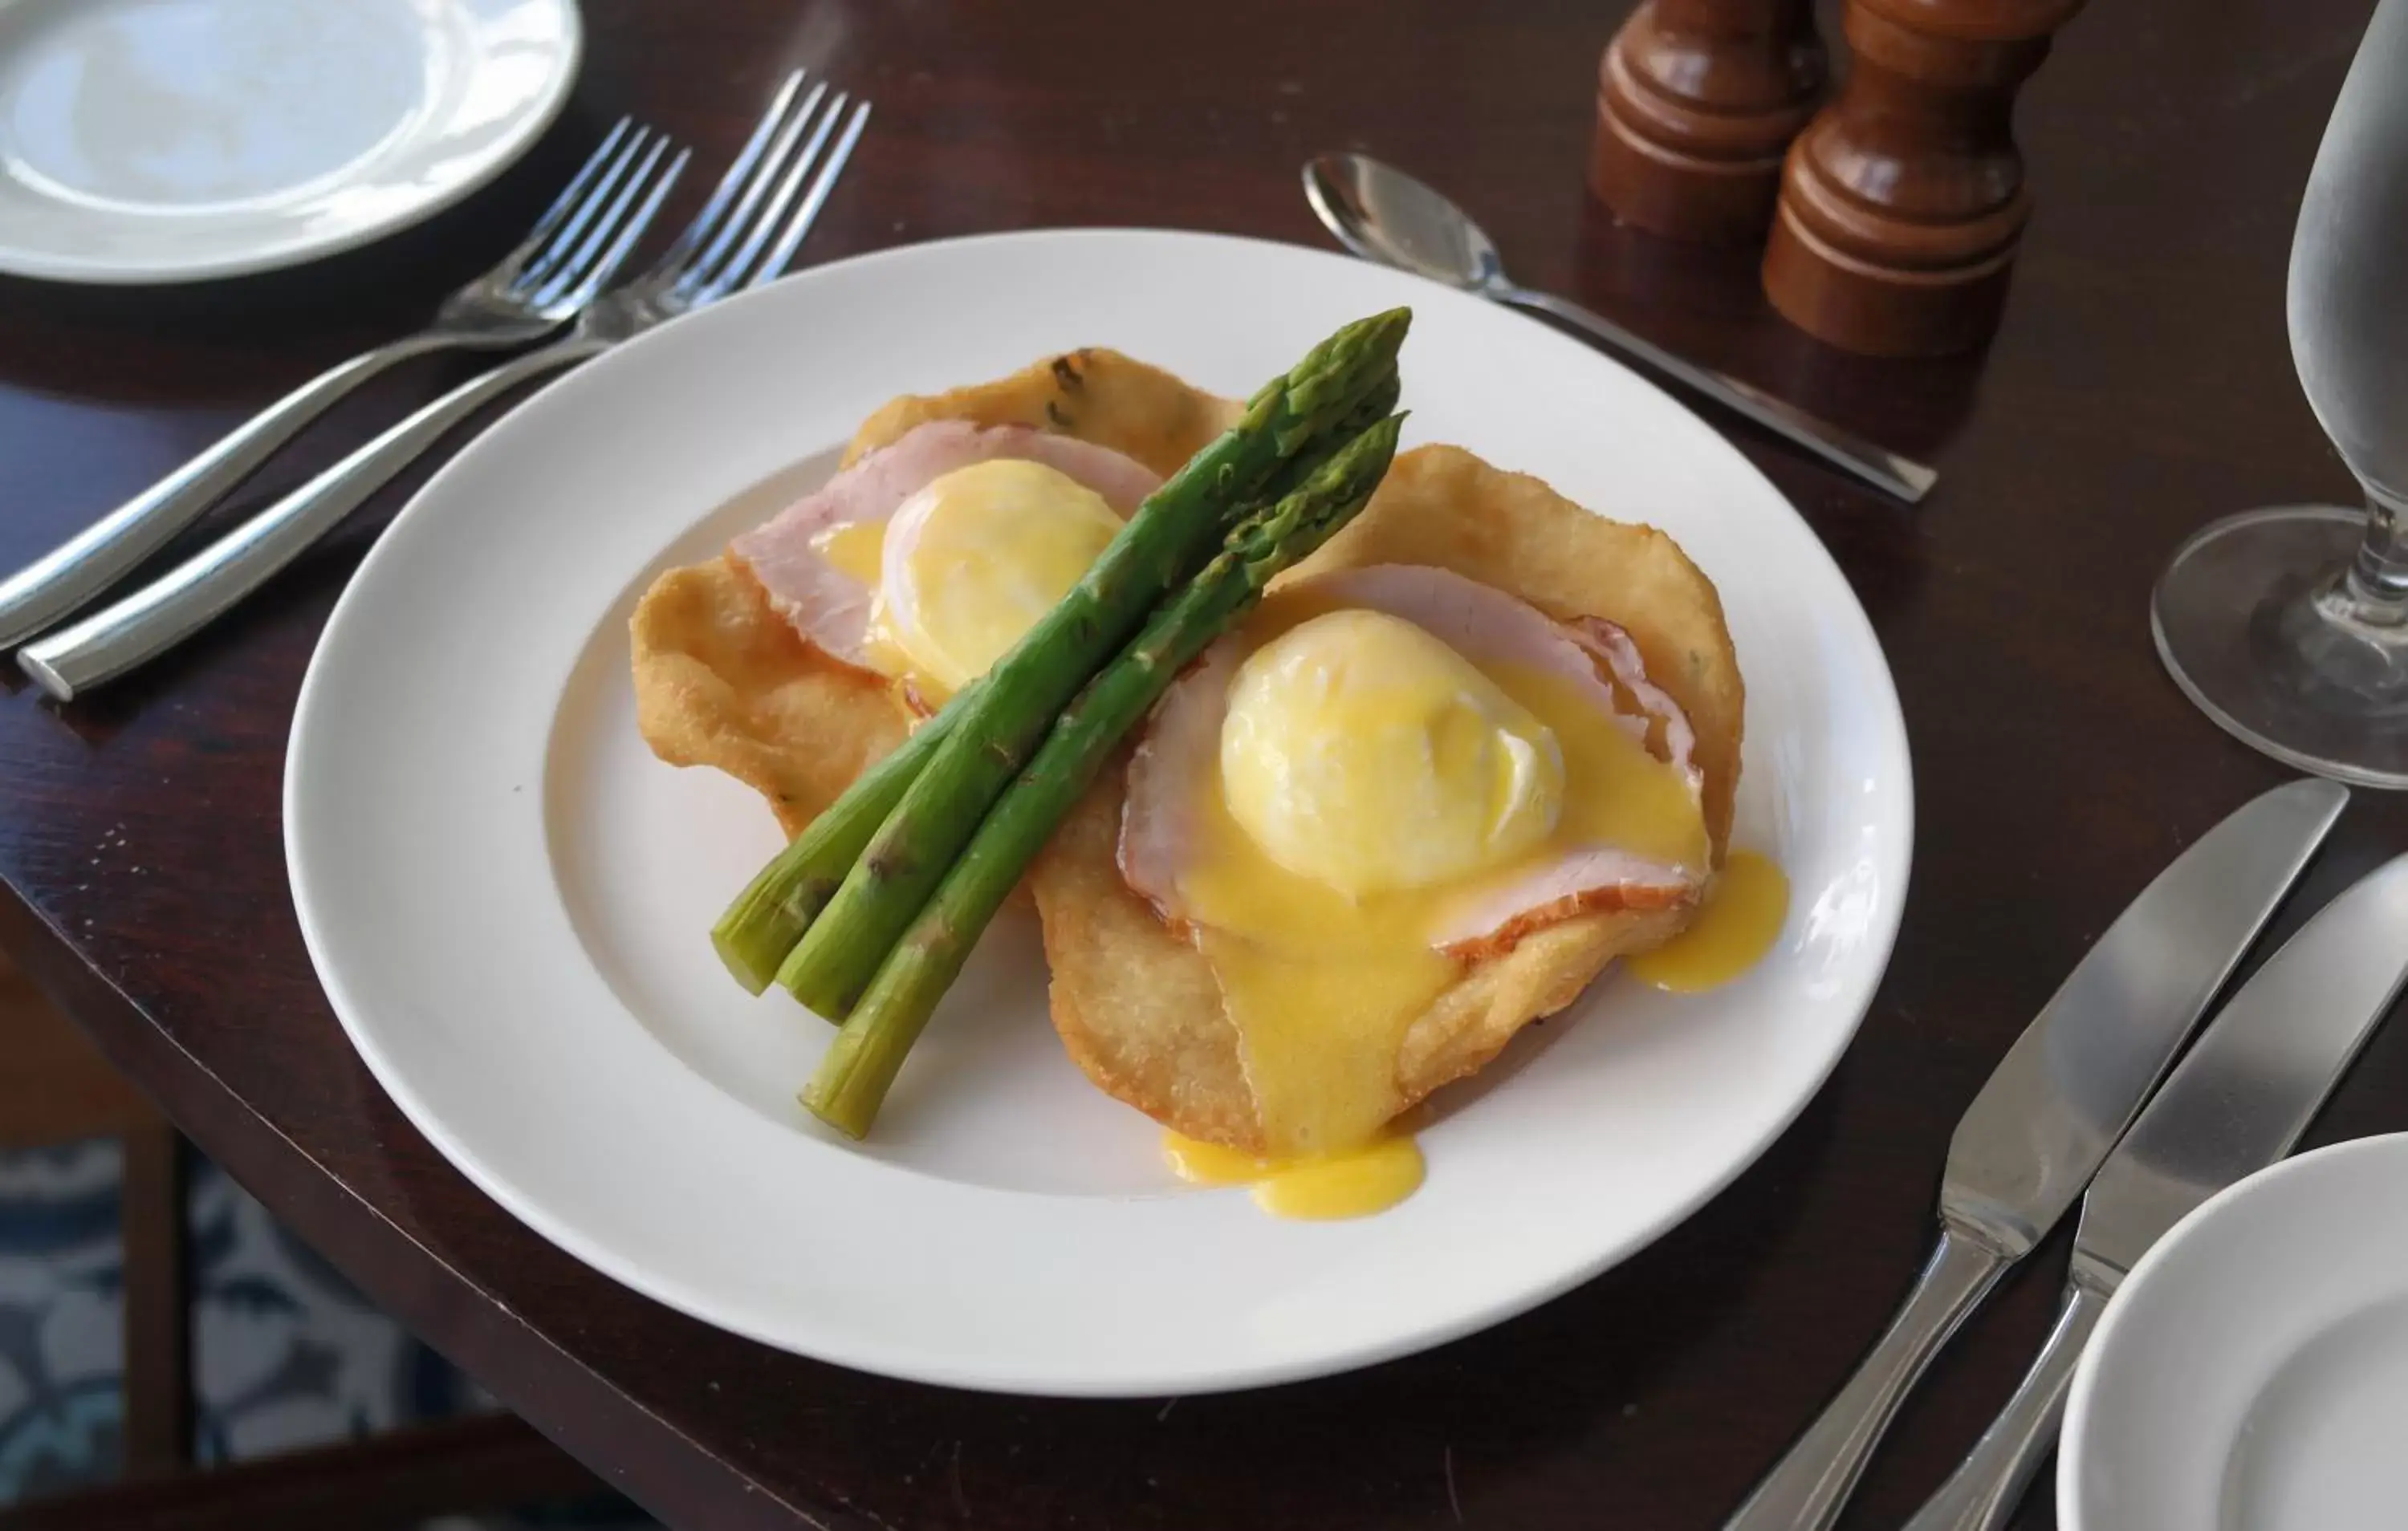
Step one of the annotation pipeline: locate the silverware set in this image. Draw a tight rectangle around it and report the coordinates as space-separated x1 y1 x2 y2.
1723 778 2408 1531
0 71 868 701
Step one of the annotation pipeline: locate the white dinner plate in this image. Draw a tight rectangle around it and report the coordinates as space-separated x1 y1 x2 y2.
2062 1132 2408 1531
285 229 1912 1395
0 0 580 283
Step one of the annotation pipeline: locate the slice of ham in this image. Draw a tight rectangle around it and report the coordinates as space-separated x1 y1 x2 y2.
1119 563 1707 960
729 420 1162 668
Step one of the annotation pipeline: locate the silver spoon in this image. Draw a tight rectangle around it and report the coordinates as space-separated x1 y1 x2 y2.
1304 152 1936 503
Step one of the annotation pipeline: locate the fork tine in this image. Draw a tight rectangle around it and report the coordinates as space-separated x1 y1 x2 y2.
745 99 870 292
677 82 828 293
704 94 853 300
637 70 811 286
527 132 675 311
517 125 657 290
494 119 633 287
561 148 690 307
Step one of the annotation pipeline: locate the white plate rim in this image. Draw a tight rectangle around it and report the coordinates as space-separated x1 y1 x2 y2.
0 0 584 285
2059 1130 2408 1530
284 226 1914 1395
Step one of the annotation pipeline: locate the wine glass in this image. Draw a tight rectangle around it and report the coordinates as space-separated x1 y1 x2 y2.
2154 0 2408 786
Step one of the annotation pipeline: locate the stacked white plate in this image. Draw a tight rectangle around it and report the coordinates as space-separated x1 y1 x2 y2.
0 0 580 283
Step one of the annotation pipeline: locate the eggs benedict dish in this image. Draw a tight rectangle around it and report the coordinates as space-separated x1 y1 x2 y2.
632 347 1764 1220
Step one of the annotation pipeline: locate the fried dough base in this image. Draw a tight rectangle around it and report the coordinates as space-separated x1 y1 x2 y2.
629 351 1743 1152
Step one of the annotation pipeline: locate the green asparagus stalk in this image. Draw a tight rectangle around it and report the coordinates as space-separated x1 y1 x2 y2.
708 695 966 993
803 413 1406 1137
774 309 1411 1017
708 361 1401 997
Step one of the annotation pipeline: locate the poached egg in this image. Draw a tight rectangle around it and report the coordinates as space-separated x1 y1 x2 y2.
825 458 1125 699
730 420 1159 701
1218 607 1567 898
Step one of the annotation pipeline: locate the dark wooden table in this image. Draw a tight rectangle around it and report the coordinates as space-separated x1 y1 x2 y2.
4 2 2402 1526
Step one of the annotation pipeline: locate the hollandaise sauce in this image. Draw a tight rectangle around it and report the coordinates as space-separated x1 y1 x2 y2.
1162 1131 1426 1220
1625 851 1789 993
1173 601 1716 1212
808 518 886 583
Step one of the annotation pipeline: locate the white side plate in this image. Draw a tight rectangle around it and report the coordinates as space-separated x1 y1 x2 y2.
285 229 1913 1395
0 0 580 283
2063 1131 2408 1531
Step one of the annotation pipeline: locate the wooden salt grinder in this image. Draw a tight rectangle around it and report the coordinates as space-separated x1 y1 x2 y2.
1763 0 2085 356
1589 0 1828 243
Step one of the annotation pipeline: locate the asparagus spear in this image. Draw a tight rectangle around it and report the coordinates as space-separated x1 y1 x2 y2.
709 696 966 993
803 413 1406 1138
709 360 1401 995
774 309 1411 1017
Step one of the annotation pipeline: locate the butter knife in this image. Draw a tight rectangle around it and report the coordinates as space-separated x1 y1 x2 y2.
1901 848 2408 1531
1720 777 2348 1531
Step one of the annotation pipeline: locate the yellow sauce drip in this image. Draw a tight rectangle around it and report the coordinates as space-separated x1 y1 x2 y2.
1625 850 1789 992
1174 590 1712 1168
1190 933 1454 1155
808 518 885 583
1162 1130 1426 1220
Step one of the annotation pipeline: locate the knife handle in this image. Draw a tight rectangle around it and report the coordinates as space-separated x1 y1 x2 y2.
1722 1221 2013 1531
17 340 598 702
0 335 454 652
1900 1277 2113 1531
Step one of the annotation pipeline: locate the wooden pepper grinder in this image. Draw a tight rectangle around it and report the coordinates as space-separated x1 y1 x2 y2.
1763 0 2085 356
1590 0 1828 242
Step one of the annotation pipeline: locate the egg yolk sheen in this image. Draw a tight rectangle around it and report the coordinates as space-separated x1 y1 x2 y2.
1178 601 1710 1163
811 459 1122 700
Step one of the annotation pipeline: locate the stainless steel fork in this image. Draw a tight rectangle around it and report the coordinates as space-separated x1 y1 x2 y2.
22 73 871 702
0 121 680 651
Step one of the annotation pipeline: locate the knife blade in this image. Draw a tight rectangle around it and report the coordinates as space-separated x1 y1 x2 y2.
1722 778 2347 1531
1901 848 2408 1531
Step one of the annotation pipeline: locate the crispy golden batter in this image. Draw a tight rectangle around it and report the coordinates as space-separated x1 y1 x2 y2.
847 347 1243 477
630 350 1237 835
1034 444 1745 1152
631 558 905 837
630 350 1744 1155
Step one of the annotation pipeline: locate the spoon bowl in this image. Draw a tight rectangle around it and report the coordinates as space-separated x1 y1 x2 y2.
1304 153 1507 293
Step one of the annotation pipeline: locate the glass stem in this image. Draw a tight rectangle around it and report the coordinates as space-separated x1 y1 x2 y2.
2341 485 2408 628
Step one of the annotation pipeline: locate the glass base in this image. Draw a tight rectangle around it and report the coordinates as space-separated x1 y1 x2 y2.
2154 505 2408 788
